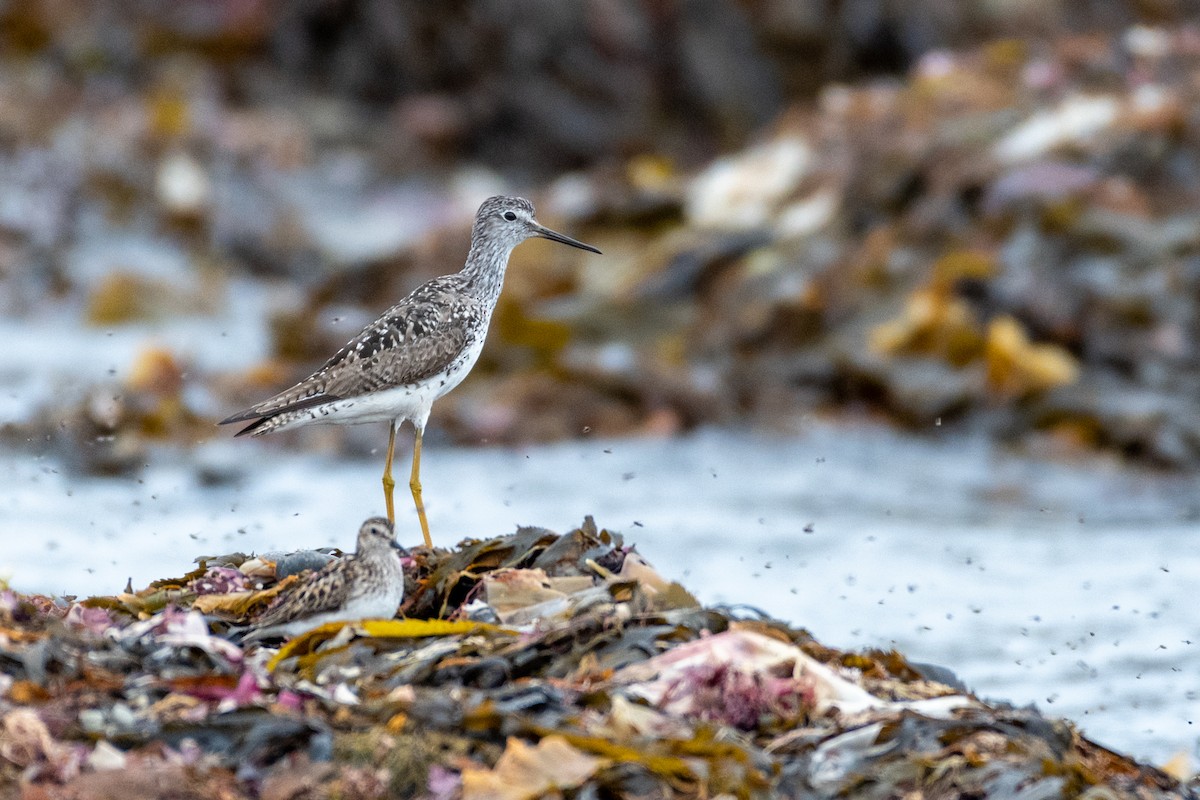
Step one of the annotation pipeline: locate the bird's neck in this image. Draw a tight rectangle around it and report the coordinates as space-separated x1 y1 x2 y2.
358 548 405 581
460 238 515 307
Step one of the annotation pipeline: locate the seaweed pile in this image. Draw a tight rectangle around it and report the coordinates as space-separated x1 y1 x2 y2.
0 519 1190 799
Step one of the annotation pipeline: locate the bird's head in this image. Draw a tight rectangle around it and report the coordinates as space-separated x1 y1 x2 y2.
357 517 409 557
473 196 601 254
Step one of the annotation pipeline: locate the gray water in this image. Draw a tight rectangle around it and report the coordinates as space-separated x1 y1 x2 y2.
2 424 1197 766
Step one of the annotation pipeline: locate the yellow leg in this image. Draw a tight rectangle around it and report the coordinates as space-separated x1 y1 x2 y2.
382 425 397 525
410 426 433 548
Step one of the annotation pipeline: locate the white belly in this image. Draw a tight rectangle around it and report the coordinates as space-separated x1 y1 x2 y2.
269 592 403 639
319 381 446 427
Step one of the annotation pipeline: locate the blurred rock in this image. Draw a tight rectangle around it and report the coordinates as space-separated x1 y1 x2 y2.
55 386 149 478
686 136 814 230
34 347 215 477
84 270 224 326
156 150 211 220
984 315 1080 399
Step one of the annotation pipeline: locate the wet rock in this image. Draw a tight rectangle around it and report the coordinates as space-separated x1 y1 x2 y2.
273 551 337 581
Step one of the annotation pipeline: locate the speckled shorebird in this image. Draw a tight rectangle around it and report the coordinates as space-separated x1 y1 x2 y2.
220 197 601 547
244 517 407 642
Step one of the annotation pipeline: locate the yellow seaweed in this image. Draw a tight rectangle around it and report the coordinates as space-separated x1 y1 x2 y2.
267 619 515 672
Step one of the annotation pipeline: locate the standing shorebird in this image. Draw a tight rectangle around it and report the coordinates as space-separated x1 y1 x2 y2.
220 196 601 547
244 517 407 642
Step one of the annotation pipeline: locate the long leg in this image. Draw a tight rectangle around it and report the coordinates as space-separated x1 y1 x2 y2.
410 425 432 548
382 423 397 524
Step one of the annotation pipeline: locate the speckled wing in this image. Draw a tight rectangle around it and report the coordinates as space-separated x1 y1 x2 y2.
251 558 351 630
220 277 481 432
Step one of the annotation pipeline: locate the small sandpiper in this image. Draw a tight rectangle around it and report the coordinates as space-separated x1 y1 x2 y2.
243 517 407 643
221 196 601 547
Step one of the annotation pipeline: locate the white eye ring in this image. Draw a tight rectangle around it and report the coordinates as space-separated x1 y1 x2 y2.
503 211 517 221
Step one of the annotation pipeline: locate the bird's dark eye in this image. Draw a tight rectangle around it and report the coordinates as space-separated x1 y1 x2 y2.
503 211 517 221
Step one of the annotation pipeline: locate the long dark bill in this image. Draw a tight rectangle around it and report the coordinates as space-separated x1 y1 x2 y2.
534 224 602 254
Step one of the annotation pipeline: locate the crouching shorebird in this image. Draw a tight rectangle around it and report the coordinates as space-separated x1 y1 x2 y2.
220 197 601 547
244 517 407 643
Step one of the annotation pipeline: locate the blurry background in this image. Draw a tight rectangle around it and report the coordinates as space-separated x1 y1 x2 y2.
1 0 1199 766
